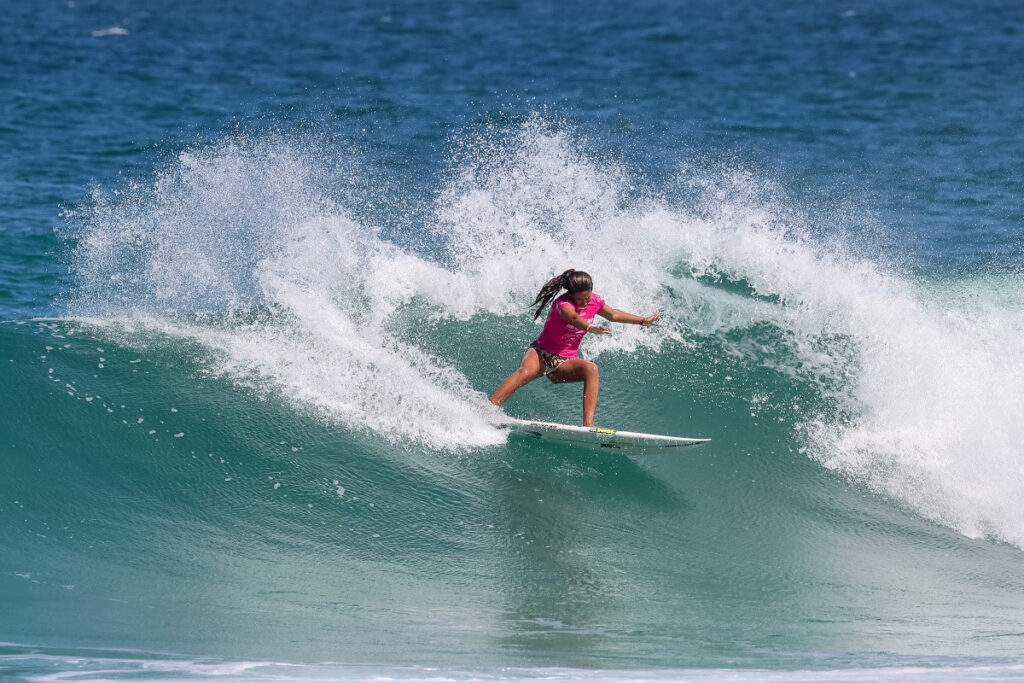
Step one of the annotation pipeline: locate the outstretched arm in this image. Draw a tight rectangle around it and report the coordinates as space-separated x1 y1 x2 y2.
597 305 661 327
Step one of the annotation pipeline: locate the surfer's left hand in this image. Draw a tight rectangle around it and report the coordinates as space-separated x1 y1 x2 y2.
641 312 661 327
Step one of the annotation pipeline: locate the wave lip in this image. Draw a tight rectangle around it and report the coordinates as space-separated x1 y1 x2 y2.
806 275 1024 547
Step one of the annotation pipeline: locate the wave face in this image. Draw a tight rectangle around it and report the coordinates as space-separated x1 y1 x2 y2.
4 123 1024 669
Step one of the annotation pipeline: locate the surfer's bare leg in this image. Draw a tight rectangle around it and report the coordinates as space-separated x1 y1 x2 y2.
550 359 600 427
490 348 544 405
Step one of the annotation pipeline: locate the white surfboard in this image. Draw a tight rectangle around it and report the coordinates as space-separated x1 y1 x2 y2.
500 418 710 449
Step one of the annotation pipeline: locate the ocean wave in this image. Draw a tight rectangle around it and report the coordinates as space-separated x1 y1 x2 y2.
60 120 1024 547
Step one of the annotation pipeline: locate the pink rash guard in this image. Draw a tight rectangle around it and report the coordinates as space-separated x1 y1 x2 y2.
532 292 606 358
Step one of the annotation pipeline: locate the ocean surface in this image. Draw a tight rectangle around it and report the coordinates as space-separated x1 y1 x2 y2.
3 0 1024 680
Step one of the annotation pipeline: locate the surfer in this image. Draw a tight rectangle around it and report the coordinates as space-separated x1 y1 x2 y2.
489 269 661 427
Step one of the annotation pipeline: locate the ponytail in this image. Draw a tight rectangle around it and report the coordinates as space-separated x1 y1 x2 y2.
530 269 593 320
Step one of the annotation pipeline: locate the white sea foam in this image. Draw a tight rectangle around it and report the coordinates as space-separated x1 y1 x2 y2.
5 649 1024 682
90 26 128 37
65 122 1024 547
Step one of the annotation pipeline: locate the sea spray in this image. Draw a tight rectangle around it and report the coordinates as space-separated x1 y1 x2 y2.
65 135 504 449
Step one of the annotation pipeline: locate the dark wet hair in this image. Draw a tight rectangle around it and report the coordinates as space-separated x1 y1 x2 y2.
531 269 593 320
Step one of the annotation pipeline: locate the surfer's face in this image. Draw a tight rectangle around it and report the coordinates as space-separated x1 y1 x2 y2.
571 289 592 308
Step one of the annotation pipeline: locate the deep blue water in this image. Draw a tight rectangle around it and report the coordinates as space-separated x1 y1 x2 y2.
3 0 1024 679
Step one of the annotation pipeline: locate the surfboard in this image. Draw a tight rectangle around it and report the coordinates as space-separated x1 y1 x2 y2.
499 418 710 449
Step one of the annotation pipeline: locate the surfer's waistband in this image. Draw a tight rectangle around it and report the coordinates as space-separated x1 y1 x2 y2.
529 342 570 380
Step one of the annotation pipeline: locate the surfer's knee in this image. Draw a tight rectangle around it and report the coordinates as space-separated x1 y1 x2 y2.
584 361 599 380
516 367 541 381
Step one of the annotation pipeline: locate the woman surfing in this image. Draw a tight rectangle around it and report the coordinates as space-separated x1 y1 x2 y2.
489 269 661 427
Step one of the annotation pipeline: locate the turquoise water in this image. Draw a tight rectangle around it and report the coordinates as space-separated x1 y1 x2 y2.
3 1 1024 679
